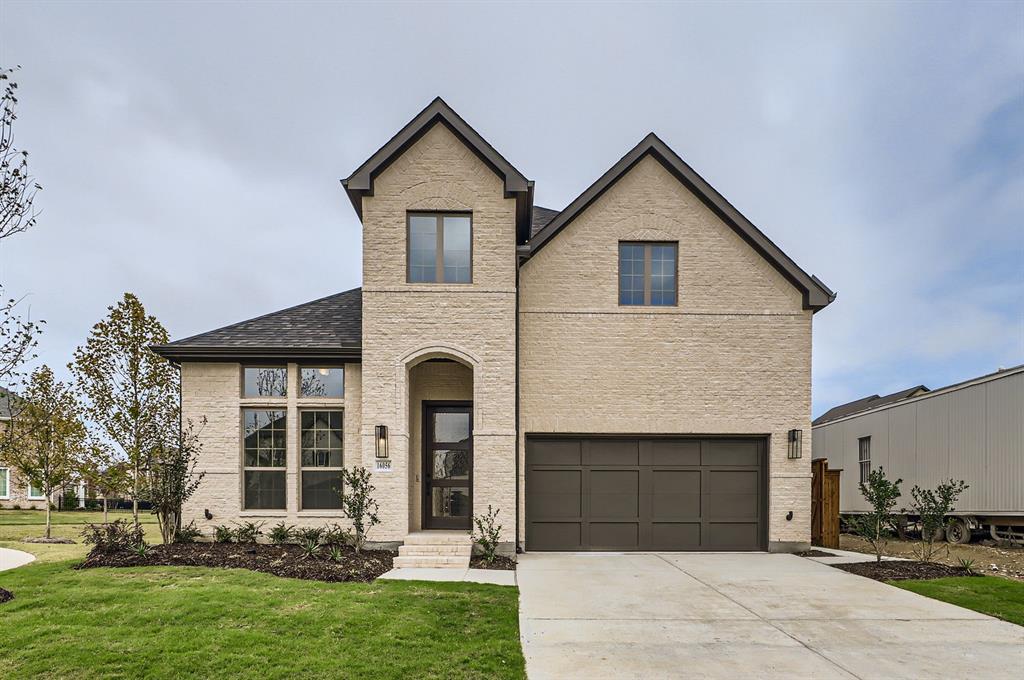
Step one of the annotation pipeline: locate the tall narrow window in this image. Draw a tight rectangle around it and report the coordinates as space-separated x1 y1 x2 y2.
0 468 9 500
300 410 344 509
243 409 287 509
618 242 678 306
407 213 472 283
858 436 871 484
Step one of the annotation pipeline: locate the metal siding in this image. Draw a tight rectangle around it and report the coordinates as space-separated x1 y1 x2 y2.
947 384 988 511
985 373 1024 512
887 406 917 488
915 394 950 490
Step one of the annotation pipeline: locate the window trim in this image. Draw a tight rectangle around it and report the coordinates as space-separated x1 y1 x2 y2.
618 241 679 307
241 365 289 399
240 407 288 511
858 436 871 484
0 467 9 500
298 408 345 510
406 211 473 284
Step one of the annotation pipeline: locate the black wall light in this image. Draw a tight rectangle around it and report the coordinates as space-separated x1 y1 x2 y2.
787 429 802 459
375 425 389 458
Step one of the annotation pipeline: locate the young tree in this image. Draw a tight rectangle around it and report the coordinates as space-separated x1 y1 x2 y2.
147 418 206 545
70 293 178 526
849 467 902 563
77 442 130 524
0 366 86 538
338 466 380 554
911 479 969 563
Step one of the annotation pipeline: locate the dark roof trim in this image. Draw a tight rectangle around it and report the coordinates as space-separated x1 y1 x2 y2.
151 345 362 364
524 133 836 311
342 97 534 243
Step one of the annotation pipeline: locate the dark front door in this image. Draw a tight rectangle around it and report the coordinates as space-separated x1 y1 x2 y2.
423 403 473 529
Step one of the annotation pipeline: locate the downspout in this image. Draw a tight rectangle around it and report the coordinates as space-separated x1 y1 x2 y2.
514 254 521 553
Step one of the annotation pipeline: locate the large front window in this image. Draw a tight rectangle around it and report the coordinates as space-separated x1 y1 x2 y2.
408 213 472 283
300 410 343 509
243 409 287 509
619 242 678 306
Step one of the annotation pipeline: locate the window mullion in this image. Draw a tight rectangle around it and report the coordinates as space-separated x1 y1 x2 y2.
436 214 445 282
643 244 652 305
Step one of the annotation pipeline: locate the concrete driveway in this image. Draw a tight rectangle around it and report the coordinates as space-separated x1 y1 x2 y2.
517 552 1023 679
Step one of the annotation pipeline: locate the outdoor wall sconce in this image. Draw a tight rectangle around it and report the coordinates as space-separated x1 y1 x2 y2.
787 429 803 459
375 425 389 458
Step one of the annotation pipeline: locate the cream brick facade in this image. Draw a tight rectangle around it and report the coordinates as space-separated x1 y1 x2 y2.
519 156 814 550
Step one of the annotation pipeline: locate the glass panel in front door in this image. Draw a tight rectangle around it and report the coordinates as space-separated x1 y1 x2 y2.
431 487 470 519
433 412 470 444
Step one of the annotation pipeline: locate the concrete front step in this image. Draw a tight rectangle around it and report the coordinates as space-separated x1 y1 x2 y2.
393 555 468 569
403 531 472 546
399 545 472 557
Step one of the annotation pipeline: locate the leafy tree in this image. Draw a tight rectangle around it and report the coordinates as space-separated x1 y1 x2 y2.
848 467 902 563
76 447 130 524
910 479 969 562
0 366 86 538
147 417 206 544
70 293 178 525
338 466 380 554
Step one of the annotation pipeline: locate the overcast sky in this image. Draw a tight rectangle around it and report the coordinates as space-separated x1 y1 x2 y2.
1 1 1021 416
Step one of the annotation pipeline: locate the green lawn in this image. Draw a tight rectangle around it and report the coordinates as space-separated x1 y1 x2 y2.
893 576 1024 627
0 560 525 679
0 509 159 561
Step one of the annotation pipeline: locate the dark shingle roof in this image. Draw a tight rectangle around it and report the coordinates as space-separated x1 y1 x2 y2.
813 385 929 426
0 387 17 420
152 288 362 361
530 206 560 237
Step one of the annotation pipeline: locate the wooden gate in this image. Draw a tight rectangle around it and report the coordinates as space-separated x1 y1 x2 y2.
811 458 841 548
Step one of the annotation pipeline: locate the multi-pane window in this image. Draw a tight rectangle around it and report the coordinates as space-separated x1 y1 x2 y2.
858 437 871 484
300 368 344 398
618 242 678 306
0 468 8 499
243 409 287 509
243 367 287 398
300 410 344 510
408 213 472 283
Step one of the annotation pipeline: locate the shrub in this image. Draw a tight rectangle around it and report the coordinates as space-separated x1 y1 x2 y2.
323 523 353 547
911 479 969 562
12 504 20 510
175 521 202 544
957 557 977 575
268 522 294 545
81 519 145 555
328 545 345 563
133 542 152 558
339 466 380 554
472 505 502 564
213 525 235 544
296 526 324 544
848 467 902 564
233 521 264 543
299 536 322 560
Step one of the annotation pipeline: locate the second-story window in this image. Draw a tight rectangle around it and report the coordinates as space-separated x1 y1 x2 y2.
619 242 678 306
408 213 472 283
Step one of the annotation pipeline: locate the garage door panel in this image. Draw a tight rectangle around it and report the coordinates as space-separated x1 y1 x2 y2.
590 522 639 549
704 494 759 520
529 470 582 517
650 440 701 465
651 522 701 549
705 522 759 549
589 440 638 465
651 470 701 518
702 440 759 466
529 440 581 465
531 522 582 550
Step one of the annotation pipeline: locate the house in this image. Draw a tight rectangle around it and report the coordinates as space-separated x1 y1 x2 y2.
0 387 55 509
812 364 1024 543
153 98 835 557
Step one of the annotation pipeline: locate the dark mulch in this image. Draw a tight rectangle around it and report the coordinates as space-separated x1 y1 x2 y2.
469 555 516 571
0 587 13 604
795 549 836 557
835 560 979 581
77 542 396 583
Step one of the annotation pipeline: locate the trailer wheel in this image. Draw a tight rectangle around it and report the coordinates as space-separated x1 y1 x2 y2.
946 518 971 544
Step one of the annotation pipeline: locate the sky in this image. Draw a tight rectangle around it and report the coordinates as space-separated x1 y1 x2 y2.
0 1 1021 417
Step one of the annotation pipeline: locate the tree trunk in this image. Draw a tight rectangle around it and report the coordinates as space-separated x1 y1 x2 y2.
45 499 52 539
102 496 108 524
132 460 139 527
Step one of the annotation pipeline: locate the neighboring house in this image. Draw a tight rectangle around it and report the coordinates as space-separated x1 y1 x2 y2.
812 364 1024 542
153 98 835 554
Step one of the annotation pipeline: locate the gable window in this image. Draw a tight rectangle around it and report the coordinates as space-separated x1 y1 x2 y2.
408 213 472 283
618 242 678 306
300 367 344 398
243 367 287 398
858 436 871 484
0 468 8 500
300 410 344 509
243 409 287 509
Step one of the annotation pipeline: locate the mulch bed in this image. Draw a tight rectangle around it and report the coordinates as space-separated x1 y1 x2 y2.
835 560 978 581
795 550 837 558
22 537 75 544
77 542 396 583
469 555 516 571
0 587 13 604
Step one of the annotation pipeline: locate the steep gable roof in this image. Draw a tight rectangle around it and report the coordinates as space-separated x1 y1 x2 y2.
152 288 362 362
342 97 534 242
813 385 930 426
525 133 836 311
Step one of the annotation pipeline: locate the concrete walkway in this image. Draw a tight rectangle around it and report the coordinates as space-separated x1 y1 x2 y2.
518 552 1023 679
378 567 515 586
0 547 36 571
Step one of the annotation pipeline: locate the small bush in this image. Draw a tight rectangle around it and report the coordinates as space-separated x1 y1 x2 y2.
12 504 20 510
296 526 325 544
81 520 146 555
323 523 353 547
268 522 294 545
328 545 345 563
233 521 264 543
213 525 235 544
175 521 202 544
133 542 152 558
910 479 969 563
299 537 322 560
472 505 503 564
957 557 977 575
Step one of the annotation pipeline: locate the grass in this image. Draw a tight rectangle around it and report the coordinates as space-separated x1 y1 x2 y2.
0 560 525 678
0 508 159 561
893 576 1024 627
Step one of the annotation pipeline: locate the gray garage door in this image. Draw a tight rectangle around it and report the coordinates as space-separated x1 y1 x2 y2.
526 437 766 551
